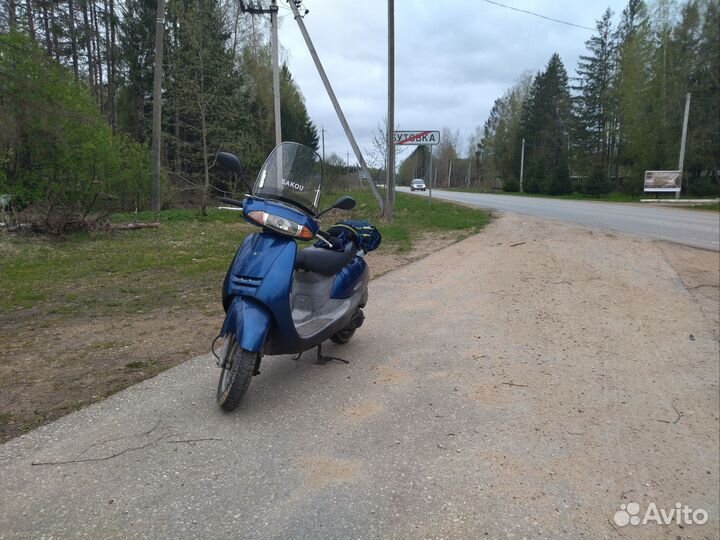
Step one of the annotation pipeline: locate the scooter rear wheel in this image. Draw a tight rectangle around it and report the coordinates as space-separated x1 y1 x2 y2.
330 327 356 345
217 337 257 411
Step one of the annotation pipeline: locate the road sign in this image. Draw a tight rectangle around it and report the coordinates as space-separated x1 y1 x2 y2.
393 130 440 145
644 170 681 192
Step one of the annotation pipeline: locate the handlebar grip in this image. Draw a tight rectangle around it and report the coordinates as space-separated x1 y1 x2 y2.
219 197 244 208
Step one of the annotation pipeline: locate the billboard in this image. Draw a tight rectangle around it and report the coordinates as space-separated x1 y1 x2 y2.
644 170 681 192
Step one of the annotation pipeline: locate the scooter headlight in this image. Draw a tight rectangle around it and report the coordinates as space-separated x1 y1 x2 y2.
247 210 314 240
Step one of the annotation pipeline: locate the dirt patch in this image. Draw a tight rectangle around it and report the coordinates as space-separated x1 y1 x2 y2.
342 400 383 422
372 365 413 386
0 232 458 443
297 456 360 488
369 231 462 278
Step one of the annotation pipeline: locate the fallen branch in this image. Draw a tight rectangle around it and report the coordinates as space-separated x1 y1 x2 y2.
501 381 529 388
510 241 527 247
110 222 160 231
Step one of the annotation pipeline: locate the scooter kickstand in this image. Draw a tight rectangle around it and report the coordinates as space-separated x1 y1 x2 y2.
316 343 348 365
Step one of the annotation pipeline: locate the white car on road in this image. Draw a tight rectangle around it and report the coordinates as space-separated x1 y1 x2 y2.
410 179 426 191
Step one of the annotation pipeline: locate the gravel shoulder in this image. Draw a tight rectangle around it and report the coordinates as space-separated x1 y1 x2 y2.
1 214 718 539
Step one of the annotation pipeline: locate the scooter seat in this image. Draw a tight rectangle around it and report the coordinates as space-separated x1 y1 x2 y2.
295 242 356 276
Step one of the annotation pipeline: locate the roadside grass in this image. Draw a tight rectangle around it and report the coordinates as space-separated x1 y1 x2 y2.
1 192 489 317
1 209 252 317
442 187 639 202
684 203 720 212
327 189 490 251
442 187 720 207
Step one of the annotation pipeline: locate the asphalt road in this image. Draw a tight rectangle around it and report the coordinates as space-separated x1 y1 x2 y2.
398 187 720 251
1 215 718 539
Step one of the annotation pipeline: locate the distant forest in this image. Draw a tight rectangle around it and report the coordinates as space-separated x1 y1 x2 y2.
0 0 318 230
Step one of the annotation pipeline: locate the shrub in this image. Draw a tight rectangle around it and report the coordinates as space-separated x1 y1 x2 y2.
0 32 151 232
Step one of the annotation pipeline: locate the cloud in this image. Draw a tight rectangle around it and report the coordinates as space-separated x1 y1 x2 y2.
279 0 628 159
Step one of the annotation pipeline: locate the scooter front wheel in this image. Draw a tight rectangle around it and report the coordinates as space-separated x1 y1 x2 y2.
217 337 258 411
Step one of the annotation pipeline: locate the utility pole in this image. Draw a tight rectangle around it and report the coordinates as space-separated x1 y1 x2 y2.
288 0 384 213
519 137 525 193
271 0 281 146
385 0 395 221
428 146 433 205
151 0 166 212
320 126 325 162
677 92 691 200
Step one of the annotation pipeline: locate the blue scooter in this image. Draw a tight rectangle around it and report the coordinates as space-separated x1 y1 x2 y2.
213 142 380 411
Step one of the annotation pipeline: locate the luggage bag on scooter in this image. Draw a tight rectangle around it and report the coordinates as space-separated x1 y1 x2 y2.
326 220 381 253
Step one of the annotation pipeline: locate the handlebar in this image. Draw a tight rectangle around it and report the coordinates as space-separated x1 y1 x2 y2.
219 196 244 208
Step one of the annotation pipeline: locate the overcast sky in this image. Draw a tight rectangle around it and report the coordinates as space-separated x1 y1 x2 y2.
275 0 630 162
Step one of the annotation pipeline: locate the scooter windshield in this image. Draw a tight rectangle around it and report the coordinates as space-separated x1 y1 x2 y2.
253 142 322 215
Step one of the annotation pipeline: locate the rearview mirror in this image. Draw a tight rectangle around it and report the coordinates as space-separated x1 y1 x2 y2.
333 196 356 211
215 152 242 175
317 196 356 217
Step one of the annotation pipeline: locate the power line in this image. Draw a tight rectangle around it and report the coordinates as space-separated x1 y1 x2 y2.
482 0 595 31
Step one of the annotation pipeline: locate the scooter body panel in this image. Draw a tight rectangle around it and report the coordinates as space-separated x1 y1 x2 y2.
221 231 369 357
220 296 272 353
331 256 369 300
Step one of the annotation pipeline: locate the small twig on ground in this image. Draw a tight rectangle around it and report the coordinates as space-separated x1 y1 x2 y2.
510 241 527 247
501 381 529 388
655 400 683 424
31 435 166 466
71 419 162 461
29 420 223 466
165 438 223 445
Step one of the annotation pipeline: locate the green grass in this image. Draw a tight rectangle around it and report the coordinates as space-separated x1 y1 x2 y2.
683 203 720 212
0 192 489 317
327 189 490 252
443 187 638 202
444 186 720 205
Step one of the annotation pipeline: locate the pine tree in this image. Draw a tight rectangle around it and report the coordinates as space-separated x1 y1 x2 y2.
117 0 156 143
519 54 572 194
280 64 319 151
573 8 616 181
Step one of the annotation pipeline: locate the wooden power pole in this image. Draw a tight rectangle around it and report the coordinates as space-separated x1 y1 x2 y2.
385 0 395 221
151 0 166 212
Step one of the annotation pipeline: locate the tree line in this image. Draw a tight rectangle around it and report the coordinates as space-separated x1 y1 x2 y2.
1 0 318 230
471 0 718 197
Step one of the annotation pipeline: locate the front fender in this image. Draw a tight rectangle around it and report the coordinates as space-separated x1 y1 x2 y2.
220 297 272 353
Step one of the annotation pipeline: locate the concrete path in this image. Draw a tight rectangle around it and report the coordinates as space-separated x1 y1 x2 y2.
1 215 718 539
398 187 720 251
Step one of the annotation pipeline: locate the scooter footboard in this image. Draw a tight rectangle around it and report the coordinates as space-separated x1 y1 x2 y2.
221 297 272 353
